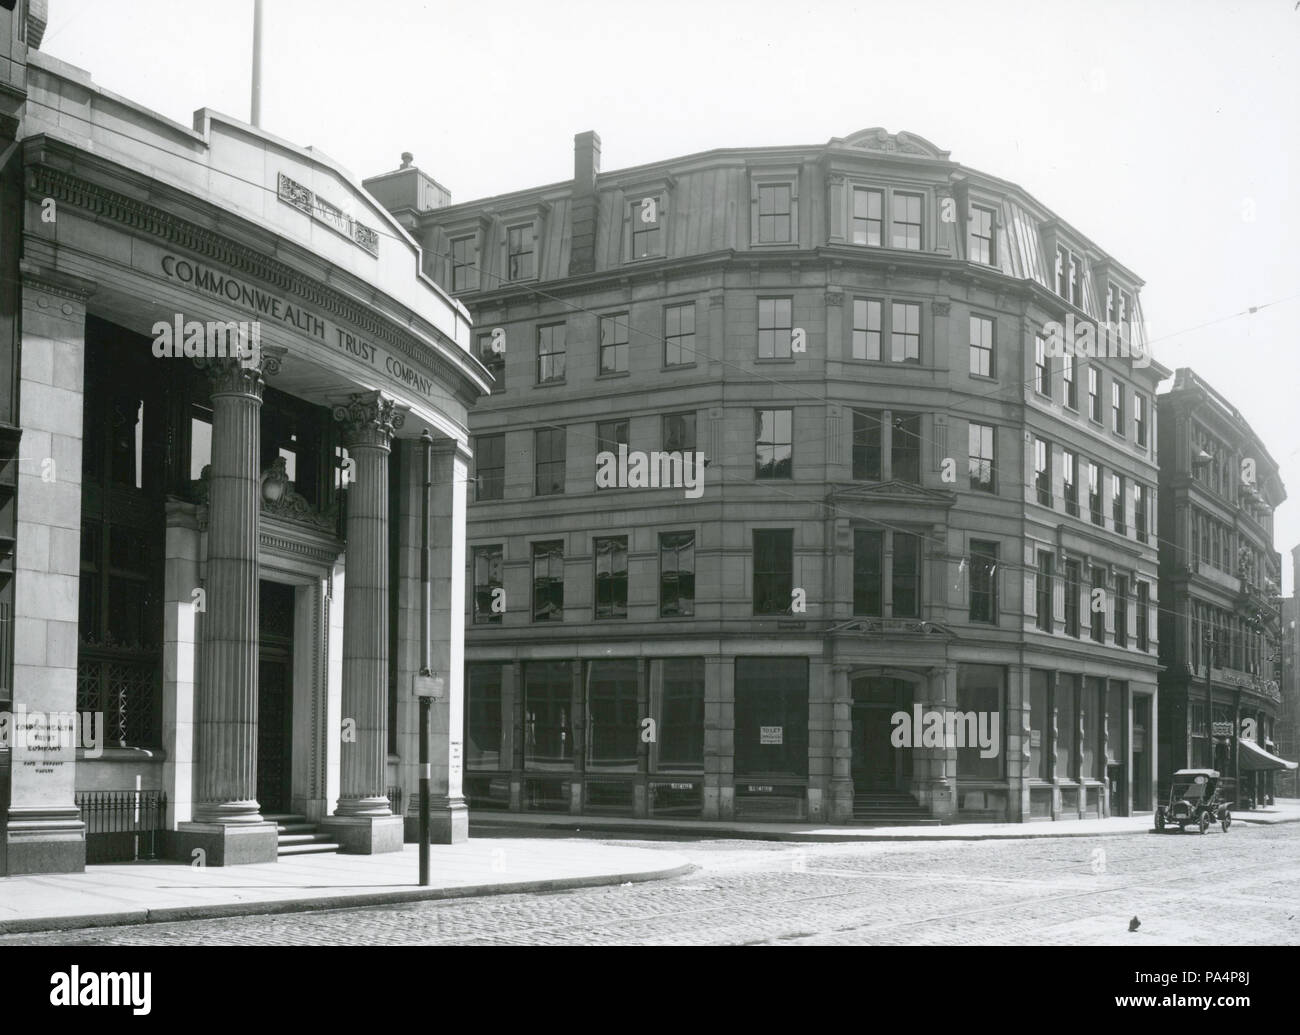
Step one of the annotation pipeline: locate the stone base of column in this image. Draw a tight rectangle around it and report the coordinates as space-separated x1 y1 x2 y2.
320 814 404 855
171 821 279 866
830 779 855 824
401 797 468 845
5 807 86 875
917 778 957 823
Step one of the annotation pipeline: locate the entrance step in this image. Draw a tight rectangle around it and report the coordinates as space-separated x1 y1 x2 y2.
851 792 941 826
263 812 340 857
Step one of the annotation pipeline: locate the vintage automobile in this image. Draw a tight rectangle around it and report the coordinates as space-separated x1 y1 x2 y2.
1155 769 1232 834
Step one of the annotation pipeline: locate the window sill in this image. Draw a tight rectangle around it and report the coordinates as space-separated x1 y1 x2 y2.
755 356 797 364
662 362 697 372
596 370 631 380
533 379 567 389
970 373 998 384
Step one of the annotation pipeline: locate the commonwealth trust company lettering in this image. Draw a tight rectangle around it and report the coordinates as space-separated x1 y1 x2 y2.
160 254 440 399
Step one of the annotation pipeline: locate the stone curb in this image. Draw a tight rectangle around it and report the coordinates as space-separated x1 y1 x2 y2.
0 861 695 936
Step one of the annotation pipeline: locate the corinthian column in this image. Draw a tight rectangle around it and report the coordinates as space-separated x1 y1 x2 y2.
175 352 282 866
321 390 405 854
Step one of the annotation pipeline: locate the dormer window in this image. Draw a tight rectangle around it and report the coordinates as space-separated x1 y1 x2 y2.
450 235 479 293
630 196 662 258
1056 245 1081 306
749 167 800 246
892 192 923 250
968 205 996 265
621 175 675 263
852 188 883 246
507 223 536 281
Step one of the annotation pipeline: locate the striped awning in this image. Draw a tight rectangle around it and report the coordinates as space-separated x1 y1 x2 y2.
1238 737 1298 772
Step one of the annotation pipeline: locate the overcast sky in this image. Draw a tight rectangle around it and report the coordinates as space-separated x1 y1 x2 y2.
40 0 1300 590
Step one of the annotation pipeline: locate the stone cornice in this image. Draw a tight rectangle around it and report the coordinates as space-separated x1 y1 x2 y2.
18 260 97 303
23 155 488 400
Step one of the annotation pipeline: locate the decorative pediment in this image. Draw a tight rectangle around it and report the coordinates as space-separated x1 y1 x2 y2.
829 617 960 639
260 456 339 532
828 480 957 508
834 128 951 161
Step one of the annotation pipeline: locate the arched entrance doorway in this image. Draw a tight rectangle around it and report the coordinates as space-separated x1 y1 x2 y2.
851 675 914 793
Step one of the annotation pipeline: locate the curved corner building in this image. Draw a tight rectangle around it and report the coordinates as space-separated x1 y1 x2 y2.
395 126 1171 825
0 10 490 874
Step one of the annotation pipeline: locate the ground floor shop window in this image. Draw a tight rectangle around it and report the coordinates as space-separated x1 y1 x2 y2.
586 658 638 770
466 662 505 768
649 657 704 770
1081 677 1105 780
524 660 572 768
734 657 808 777
956 664 1004 779
1029 669 1051 779
1057 674 1078 778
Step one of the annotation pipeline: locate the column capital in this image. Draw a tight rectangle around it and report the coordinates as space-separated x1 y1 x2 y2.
333 390 406 449
196 357 265 398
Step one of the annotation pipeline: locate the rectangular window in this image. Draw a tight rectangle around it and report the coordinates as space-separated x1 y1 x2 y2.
757 184 793 243
473 433 505 502
593 536 628 620
1137 582 1150 651
531 541 564 621
472 545 503 625
478 332 505 389
1088 367 1100 421
891 412 921 484
649 657 705 769
892 532 922 619
969 315 994 377
466 663 504 768
1033 437 1051 507
853 529 883 617
1063 451 1078 517
758 298 793 359
523 660 572 766
753 529 794 615
1064 560 1081 638
1082 677 1105 781
664 302 696 366
1134 393 1147 447
755 408 793 479
450 235 479 293
659 531 695 617
595 419 628 491
631 197 661 258
1091 567 1106 642
662 411 696 454
852 188 883 247
957 664 1004 779
892 192 922 250
599 313 629 374
1062 354 1077 409
968 422 995 493
851 298 882 360
891 302 920 362
1036 551 1054 633
1056 246 1080 305
1112 381 1124 435
586 659 639 769
537 323 566 383
1088 461 1103 525
968 206 995 265
1030 670 1050 780
1035 336 1048 395
1057 675 1078 778
534 426 566 496
852 410 882 480
734 657 808 778
507 223 535 281
969 540 999 624
1112 472 1125 535
1114 575 1129 648
1134 483 1149 544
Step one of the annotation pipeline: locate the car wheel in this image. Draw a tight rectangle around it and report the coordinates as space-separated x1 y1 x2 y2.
1199 813 1210 835
1155 812 1166 832
1221 810 1231 832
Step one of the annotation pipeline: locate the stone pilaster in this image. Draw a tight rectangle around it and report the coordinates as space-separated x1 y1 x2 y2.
321 391 404 854
175 357 278 865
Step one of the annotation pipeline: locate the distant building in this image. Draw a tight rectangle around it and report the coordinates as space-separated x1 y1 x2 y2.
376 126 1169 825
1156 369 1294 808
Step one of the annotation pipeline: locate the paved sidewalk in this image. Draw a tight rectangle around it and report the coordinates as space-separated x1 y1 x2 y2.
0 839 691 935
471 796 1300 842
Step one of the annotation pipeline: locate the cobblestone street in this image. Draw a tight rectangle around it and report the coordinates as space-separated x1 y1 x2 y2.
5 822 1299 946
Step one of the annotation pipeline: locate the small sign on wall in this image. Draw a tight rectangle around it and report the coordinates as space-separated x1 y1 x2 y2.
1030 729 1041 748
760 726 783 745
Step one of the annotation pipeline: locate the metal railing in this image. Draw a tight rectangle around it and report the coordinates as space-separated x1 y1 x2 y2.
76 790 167 864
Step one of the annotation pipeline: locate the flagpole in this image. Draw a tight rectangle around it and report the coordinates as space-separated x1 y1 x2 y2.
251 0 264 127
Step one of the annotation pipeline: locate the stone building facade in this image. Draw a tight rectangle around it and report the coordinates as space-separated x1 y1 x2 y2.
385 126 1169 825
0 9 489 874
1157 369 1293 807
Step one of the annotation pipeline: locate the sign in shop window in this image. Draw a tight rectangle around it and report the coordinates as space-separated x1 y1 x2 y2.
760 726 783 745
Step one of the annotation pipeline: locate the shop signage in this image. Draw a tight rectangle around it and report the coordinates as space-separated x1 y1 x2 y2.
760 726 783 745
746 785 774 793
277 172 380 256
1212 721 1234 737
668 783 694 791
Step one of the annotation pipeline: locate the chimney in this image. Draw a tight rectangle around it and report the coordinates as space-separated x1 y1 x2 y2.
568 130 601 276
